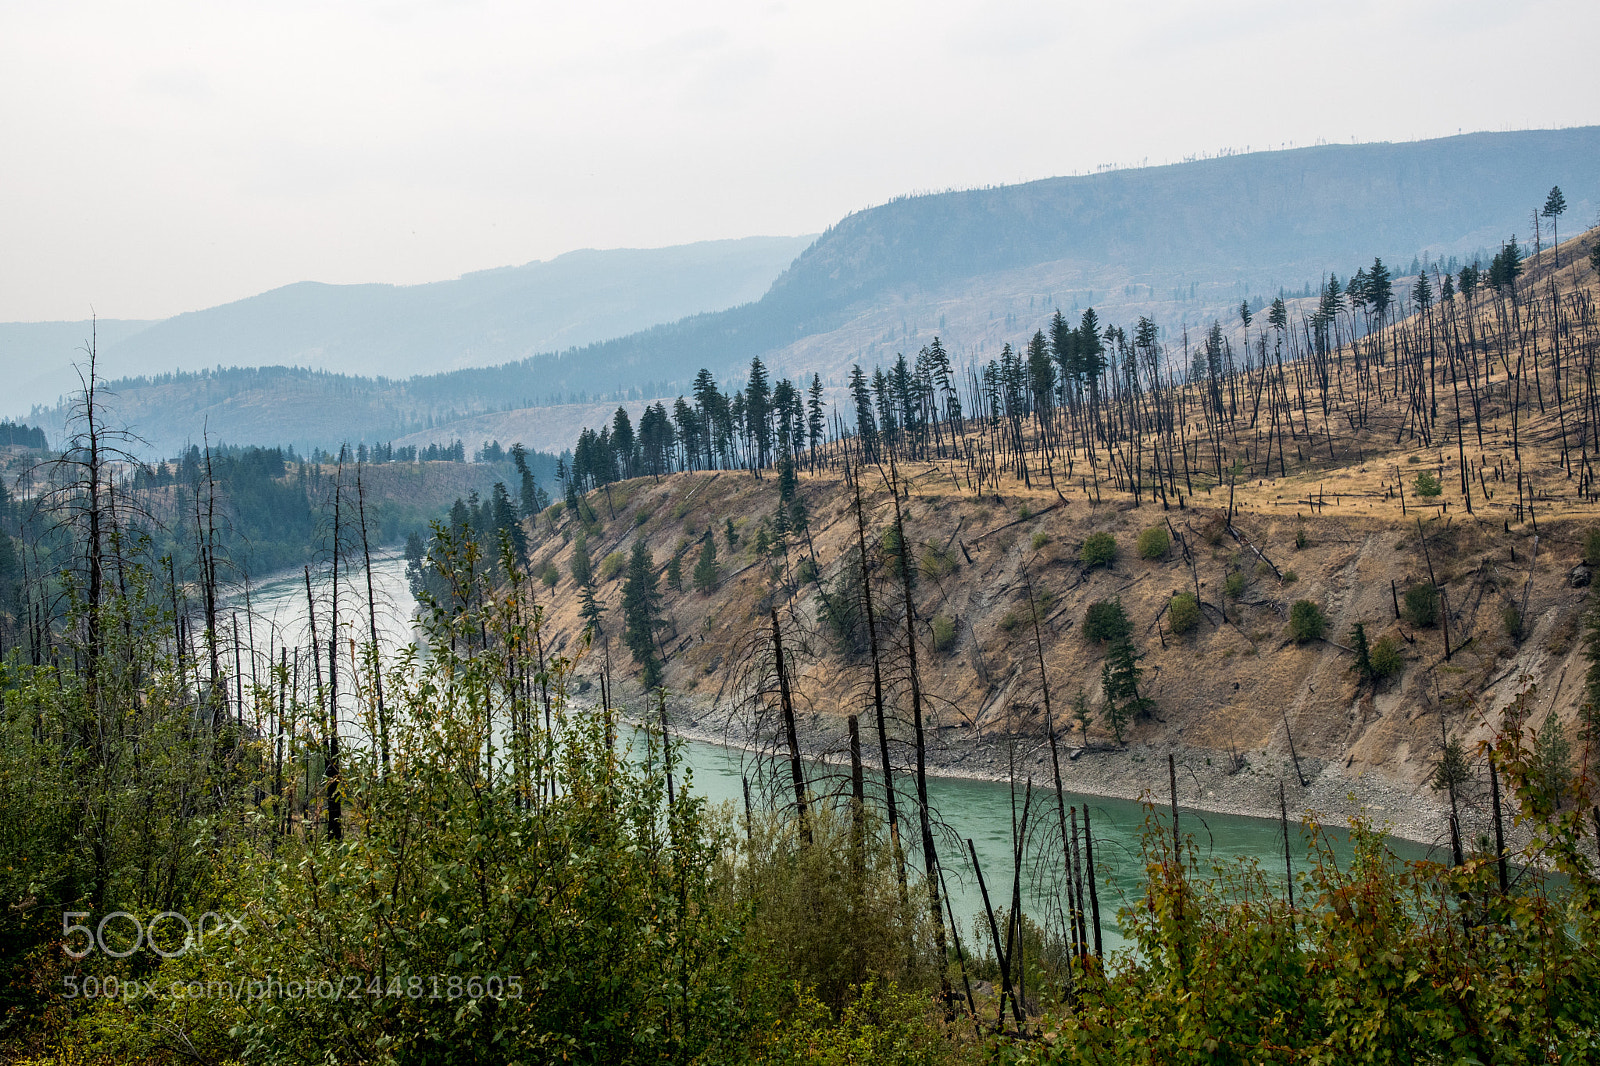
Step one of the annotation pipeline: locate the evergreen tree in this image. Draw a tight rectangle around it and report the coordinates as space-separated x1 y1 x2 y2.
1026 329 1054 414
611 407 637 479
666 553 683 591
1412 269 1432 312
724 518 738 550
1100 633 1149 743
1050 309 1076 406
621 540 663 686
806 374 826 457
1543 186 1567 265
745 358 773 469
778 455 798 504
1488 238 1523 292
693 537 718 592
1349 621 1374 683
1071 688 1092 745
848 364 877 458
1366 258 1393 319
511 443 545 518
578 581 606 636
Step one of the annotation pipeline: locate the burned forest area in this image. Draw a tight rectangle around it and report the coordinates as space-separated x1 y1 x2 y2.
8 213 1600 1064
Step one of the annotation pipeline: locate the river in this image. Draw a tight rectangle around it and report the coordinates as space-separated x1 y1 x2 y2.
236 552 1433 956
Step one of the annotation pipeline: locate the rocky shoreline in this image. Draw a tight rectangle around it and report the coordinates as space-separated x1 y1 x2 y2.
622 689 1466 853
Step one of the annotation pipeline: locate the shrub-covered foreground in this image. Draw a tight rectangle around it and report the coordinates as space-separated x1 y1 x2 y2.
5 525 1600 1063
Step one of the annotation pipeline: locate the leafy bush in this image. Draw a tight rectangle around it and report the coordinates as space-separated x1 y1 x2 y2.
634 508 650 527
1224 570 1247 599
1371 635 1404 678
1137 526 1170 559
1168 592 1201 635
600 551 626 582
1281 569 1298 584
999 611 1022 632
1289 599 1326 642
1080 532 1117 569
1018 503 1033 520
1031 531 1051 551
1403 582 1438 627
1083 599 1132 643
931 613 957 652
1503 604 1524 640
1413 471 1443 497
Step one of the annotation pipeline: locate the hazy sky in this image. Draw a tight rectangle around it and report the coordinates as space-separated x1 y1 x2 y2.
4 0 1596 322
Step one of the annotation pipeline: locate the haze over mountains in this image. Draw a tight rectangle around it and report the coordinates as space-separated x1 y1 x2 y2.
1 236 813 413
16 127 1600 459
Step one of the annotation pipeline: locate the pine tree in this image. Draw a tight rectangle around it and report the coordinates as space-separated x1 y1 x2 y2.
1100 633 1149 743
848 364 877 458
1349 622 1374 683
692 537 718 593
1071 688 1092 745
579 581 605 636
621 540 663 687
666 554 683 591
1543 186 1567 265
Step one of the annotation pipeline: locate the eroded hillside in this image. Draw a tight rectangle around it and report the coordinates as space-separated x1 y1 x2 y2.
507 225 1600 847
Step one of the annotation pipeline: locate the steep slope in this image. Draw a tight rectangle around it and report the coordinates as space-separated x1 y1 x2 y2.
502 225 1600 848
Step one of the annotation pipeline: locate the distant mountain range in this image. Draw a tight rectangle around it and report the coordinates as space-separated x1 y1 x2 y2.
17 127 1599 459
1 235 813 412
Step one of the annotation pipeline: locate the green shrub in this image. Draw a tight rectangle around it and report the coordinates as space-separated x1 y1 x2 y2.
1080 532 1117 569
1224 570 1247 599
1295 527 1308 550
634 509 650 527
1256 559 1275 577
931 614 957 652
919 543 958 578
1137 526 1170 559
600 551 626 582
540 563 560 588
1503 604 1524 640
795 557 820 585
1083 599 1132 644
1289 599 1326 642
1000 611 1022 632
1585 528 1600 567
1403 583 1439 627
1413 471 1443 497
1371 635 1404 677
1018 503 1033 520
1281 569 1298 583
1031 531 1051 551
1168 592 1201 635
